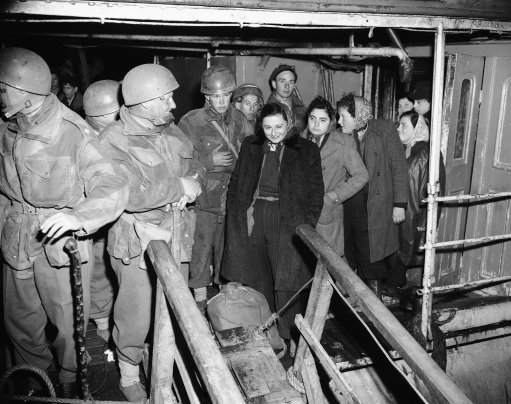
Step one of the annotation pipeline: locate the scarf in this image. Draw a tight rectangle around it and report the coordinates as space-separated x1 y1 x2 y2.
404 115 430 158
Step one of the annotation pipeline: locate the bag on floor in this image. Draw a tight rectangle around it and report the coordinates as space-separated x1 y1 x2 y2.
207 282 285 351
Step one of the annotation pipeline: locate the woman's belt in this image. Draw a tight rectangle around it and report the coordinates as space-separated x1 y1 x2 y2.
256 196 279 202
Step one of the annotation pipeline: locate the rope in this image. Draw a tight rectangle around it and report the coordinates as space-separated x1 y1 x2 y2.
257 278 313 333
0 364 56 397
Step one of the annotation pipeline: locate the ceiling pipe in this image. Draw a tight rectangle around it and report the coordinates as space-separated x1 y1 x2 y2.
386 28 414 83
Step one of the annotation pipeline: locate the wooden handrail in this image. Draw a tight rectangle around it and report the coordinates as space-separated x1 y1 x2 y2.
296 224 473 404
146 240 245 404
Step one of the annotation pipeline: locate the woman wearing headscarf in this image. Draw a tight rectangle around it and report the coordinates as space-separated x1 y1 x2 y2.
338 94 408 297
397 110 445 269
222 102 324 341
302 96 368 254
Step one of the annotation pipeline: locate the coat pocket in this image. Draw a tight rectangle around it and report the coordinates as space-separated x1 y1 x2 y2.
1 214 36 270
22 156 76 205
43 236 90 268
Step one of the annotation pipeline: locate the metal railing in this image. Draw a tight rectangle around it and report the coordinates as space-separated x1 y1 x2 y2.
291 224 473 404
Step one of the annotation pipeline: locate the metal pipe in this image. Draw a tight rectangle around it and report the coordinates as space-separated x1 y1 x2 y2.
417 275 511 295
424 191 511 203
230 46 409 60
421 23 445 341
421 233 511 249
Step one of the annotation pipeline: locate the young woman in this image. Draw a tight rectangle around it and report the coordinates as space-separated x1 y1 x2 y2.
221 102 324 340
302 96 368 254
338 94 408 296
397 110 445 268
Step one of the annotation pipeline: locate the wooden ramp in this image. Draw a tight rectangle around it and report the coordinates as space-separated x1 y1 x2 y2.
216 327 304 404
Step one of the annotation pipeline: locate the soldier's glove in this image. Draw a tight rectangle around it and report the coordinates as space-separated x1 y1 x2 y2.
179 176 202 203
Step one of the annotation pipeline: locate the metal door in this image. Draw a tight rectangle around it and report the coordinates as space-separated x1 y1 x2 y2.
436 53 485 284
463 56 511 287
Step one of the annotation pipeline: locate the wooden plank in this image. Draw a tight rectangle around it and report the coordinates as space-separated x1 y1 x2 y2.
149 281 176 404
4 1 511 32
147 241 245 404
293 261 333 374
296 224 474 404
295 315 361 404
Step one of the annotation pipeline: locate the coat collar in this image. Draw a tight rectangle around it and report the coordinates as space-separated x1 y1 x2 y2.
250 127 302 149
15 94 63 144
119 106 165 136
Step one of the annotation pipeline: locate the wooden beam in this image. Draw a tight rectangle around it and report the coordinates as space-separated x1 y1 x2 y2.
146 240 245 404
295 314 361 404
296 224 474 404
3 1 511 32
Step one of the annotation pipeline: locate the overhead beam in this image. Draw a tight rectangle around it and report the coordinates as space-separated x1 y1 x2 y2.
3 0 511 32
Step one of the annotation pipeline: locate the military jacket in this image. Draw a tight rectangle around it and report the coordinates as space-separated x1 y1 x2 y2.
178 104 253 215
100 107 205 262
0 94 129 270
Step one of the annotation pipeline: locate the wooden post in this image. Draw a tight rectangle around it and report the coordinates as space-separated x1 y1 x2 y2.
150 282 176 404
292 261 332 404
146 240 245 404
293 261 333 371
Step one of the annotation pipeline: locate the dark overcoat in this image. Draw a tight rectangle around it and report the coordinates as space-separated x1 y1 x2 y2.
399 141 445 267
362 119 409 263
221 130 324 291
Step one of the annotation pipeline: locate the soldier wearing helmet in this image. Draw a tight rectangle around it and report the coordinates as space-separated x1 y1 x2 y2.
0 47 129 396
83 79 121 131
83 79 122 343
233 83 263 125
99 63 205 402
178 65 253 309
267 64 306 131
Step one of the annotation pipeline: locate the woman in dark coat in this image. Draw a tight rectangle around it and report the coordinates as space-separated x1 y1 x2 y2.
339 94 409 296
397 110 445 268
221 102 324 340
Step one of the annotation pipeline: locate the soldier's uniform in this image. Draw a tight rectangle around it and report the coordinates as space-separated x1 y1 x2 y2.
99 63 204 401
179 66 252 290
83 79 122 340
0 93 128 385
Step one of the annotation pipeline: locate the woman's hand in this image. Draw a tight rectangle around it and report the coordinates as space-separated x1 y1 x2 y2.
392 207 405 224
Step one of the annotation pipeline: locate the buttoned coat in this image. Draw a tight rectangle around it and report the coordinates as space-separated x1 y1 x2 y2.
302 129 368 255
360 119 409 262
221 129 324 291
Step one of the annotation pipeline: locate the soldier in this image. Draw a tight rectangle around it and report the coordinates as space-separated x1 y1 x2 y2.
100 63 203 401
232 83 263 127
179 65 253 309
83 79 122 342
267 64 306 131
0 48 128 395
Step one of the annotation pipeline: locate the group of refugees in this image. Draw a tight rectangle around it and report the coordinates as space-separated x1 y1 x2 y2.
0 46 439 401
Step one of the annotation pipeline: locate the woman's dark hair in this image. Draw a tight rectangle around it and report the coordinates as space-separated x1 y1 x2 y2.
399 110 419 128
255 102 289 135
259 102 289 122
336 93 356 118
305 96 336 123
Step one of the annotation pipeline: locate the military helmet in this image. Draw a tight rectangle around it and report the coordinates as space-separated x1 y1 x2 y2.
0 47 51 95
84 80 121 117
122 64 179 106
200 65 236 95
232 83 263 103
